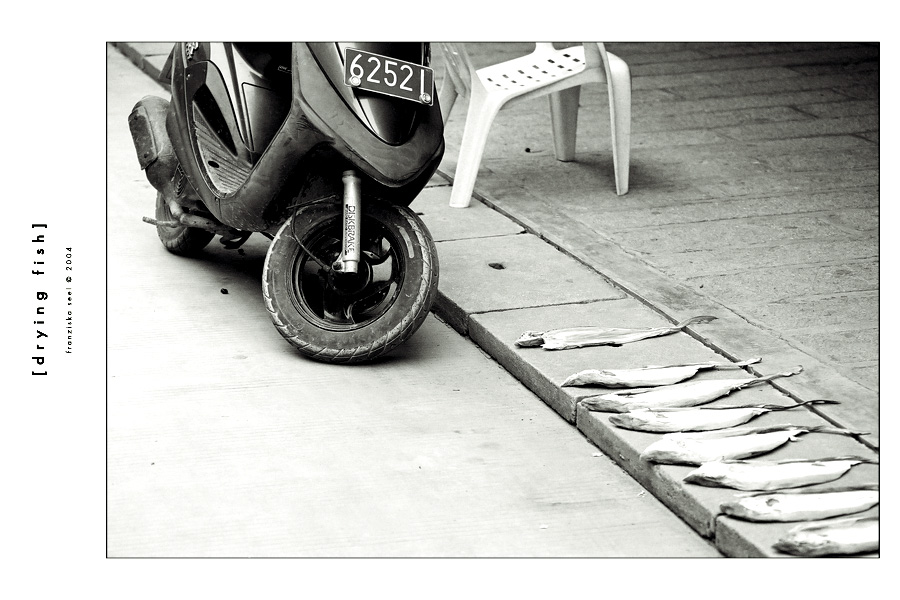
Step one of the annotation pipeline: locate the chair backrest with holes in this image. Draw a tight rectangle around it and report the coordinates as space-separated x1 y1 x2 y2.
437 43 473 98
582 42 607 69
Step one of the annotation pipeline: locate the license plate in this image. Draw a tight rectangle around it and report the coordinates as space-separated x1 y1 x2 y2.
344 48 434 106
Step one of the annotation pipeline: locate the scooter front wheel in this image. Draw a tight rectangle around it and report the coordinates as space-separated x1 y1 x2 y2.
262 200 439 364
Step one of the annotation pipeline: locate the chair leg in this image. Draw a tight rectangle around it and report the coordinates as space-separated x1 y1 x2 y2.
438 78 459 125
605 53 631 195
549 86 581 162
449 91 503 208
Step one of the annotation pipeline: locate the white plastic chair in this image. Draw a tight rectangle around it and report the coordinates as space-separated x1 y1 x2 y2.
437 43 631 208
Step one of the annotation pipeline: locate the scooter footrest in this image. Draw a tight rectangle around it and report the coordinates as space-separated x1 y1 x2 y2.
194 111 253 196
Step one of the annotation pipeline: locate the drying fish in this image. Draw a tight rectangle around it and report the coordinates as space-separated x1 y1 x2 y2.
640 424 866 466
515 315 717 350
720 485 879 523
581 366 803 413
562 357 761 388
609 399 838 433
684 456 878 491
773 516 879 557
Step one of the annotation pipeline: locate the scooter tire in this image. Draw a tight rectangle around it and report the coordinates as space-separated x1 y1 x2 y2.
154 191 215 256
262 200 439 364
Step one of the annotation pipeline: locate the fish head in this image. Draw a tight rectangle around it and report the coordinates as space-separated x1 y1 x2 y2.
684 460 730 483
580 396 629 413
719 499 755 519
607 414 632 427
514 331 545 347
561 370 612 387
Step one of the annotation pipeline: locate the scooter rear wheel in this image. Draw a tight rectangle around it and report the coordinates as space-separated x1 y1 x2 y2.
154 192 215 255
262 200 439 364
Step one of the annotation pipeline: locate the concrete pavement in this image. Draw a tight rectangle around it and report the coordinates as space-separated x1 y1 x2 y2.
107 44 720 558
110 42 879 557
434 42 879 442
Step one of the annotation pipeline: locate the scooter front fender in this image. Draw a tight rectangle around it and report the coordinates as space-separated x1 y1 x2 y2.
295 43 445 189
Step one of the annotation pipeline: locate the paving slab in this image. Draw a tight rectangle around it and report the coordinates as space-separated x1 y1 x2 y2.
429 171 880 441
715 493 880 558
432 232 625 335
121 42 174 56
717 115 879 141
411 184 525 242
438 155 880 442
576 403 879 556
611 214 875 257
458 290 878 555
612 90 854 116
651 238 879 277
459 281 878 556
112 42 171 82
625 46 880 76
662 71 878 100
468 299 727 422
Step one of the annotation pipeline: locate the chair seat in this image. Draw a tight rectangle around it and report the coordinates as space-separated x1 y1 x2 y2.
438 43 631 208
478 46 588 95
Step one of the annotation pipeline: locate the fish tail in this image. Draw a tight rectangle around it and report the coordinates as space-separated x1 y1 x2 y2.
796 398 839 407
765 399 841 411
750 424 869 438
675 315 718 329
747 424 811 435
714 357 762 369
738 483 880 497
774 455 879 465
745 365 803 387
806 425 870 438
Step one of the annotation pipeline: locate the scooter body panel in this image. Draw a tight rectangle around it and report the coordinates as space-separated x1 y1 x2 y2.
164 42 444 233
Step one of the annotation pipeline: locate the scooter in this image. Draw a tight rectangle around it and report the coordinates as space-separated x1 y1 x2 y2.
128 43 444 364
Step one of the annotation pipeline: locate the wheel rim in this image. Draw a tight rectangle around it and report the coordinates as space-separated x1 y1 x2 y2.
289 216 406 331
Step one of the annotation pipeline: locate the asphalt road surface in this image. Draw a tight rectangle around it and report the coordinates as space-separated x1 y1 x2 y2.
106 44 720 557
